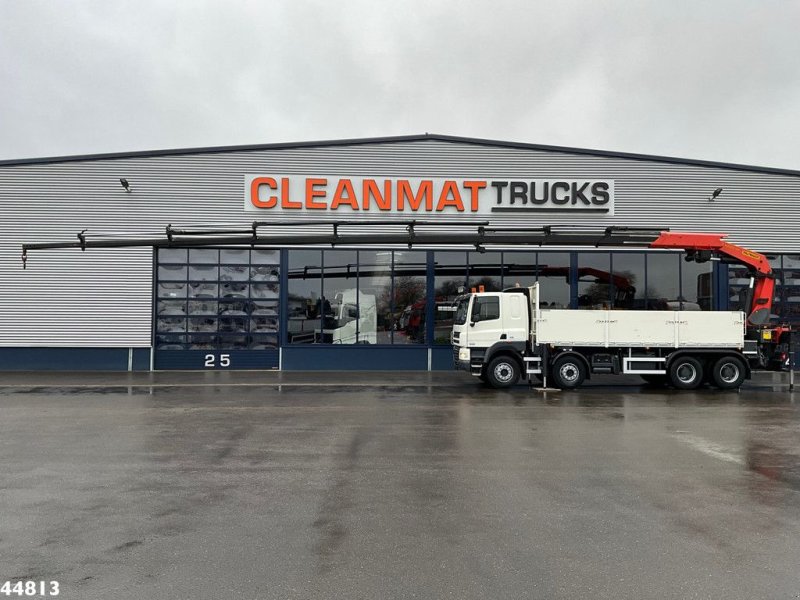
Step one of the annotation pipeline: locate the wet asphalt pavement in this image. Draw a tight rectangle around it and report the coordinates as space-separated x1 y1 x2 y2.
0 372 799 600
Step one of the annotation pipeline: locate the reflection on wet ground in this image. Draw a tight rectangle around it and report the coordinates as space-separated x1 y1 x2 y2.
0 374 798 600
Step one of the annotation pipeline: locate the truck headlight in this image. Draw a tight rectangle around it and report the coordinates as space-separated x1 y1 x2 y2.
458 348 470 361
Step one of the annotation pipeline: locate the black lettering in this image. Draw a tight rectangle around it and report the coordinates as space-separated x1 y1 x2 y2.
571 182 591 205
491 181 508 204
509 181 528 205
551 182 570 205
530 181 548 204
591 182 610 205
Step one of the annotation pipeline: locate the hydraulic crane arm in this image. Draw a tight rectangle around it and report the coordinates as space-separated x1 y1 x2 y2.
650 232 775 326
20 223 775 326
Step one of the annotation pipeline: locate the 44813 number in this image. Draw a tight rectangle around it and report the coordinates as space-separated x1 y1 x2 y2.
1 581 59 596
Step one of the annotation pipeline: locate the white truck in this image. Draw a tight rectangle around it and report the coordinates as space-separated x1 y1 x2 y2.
452 283 754 390
316 289 377 344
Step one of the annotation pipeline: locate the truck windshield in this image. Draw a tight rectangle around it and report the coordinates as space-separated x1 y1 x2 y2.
454 296 471 325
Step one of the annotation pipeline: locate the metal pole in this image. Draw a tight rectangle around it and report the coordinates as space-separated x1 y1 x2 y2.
790 331 795 392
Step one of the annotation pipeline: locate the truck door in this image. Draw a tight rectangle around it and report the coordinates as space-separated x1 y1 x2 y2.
467 295 503 348
503 294 528 342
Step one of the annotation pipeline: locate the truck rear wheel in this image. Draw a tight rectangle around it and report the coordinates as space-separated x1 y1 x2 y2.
486 356 520 389
711 356 745 390
668 356 703 390
551 355 587 390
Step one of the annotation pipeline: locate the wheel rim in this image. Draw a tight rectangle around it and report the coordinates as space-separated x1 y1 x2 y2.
719 362 740 384
676 363 697 384
493 362 515 383
559 363 580 383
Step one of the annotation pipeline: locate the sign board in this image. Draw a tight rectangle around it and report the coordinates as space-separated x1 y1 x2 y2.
245 175 615 216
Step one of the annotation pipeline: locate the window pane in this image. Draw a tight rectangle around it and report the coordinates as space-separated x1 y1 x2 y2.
159 248 187 263
680 256 713 310
188 265 218 281
503 252 536 290
157 317 186 332
250 265 280 282
611 253 645 310
357 250 391 344
322 250 360 344
433 252 466 345
468 252 502 292
188 316 216 333
220 282 248 298
157 300 186 316
577 253 611 309
288 250 322 344
250 334 278 349
647 253 680 309
189 249 218 264
158 265 187 281
252 249 280 264
188 334 216 350
473 297 500 321
220 265 249 281
251 282 278 299
537 252 570 308
393 250 426 345
188 300 218 315
158 282 187 298
189 282 218 298
220 248 249 264
251 301 279 316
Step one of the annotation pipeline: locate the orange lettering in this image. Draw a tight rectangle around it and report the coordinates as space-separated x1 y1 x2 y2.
250 177 278 208
280 177 302 209
463 180 486 212
331 179 359 210
436 180 464 212
362 179 392 211
305 178 328 210
398 180 433 211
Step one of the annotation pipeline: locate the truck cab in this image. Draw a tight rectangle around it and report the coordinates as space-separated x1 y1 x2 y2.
452 289 532 382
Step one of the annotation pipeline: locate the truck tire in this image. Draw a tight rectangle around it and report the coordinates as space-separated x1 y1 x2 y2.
486 356 520 389
668 356 703 390
711 356 746 390
551 355 587 390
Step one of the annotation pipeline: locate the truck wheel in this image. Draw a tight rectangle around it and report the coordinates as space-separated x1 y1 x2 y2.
551 355 587 390
486 356 520 389
668 356 703 390
711 356 745 390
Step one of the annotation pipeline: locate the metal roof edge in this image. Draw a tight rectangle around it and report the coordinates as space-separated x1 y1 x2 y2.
1 132 798 178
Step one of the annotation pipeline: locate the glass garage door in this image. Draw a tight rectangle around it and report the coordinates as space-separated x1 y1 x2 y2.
154 247 280 370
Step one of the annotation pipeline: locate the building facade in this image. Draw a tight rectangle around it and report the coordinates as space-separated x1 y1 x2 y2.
1 134 799 371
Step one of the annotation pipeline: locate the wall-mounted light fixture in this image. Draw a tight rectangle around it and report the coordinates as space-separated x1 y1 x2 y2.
119 178 132 192
708 187 723 201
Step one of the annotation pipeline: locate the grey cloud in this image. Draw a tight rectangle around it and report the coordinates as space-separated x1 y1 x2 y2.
0 0 798 169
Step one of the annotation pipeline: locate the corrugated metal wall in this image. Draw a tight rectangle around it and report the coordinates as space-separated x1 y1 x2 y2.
1 138 799 347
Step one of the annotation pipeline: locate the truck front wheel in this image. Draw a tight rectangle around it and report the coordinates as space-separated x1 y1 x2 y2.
711 356 746 390
486 356 520 389
668 356 703 390
551 355 587 390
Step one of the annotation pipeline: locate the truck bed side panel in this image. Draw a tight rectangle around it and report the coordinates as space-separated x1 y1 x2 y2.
535 310 744 348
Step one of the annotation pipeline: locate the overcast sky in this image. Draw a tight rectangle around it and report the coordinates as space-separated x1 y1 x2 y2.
1 0 798 169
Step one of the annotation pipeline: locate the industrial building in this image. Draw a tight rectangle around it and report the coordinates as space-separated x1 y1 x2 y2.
1 134 798 371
